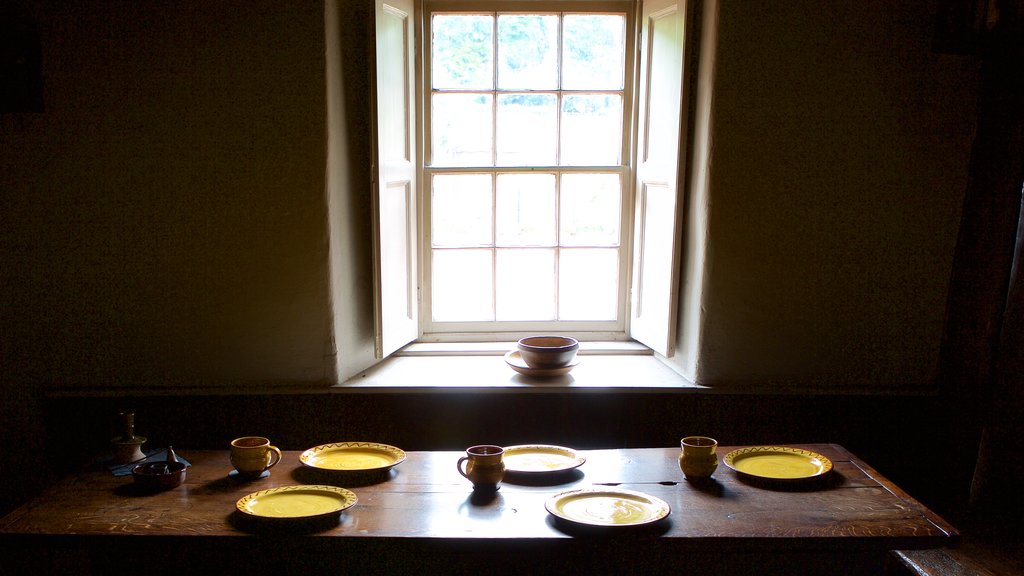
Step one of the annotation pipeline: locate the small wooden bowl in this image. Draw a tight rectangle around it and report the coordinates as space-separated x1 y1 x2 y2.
517 336 579 369
132 461 187 491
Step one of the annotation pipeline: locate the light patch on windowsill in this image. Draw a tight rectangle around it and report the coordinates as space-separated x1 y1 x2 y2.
398 340 652 356
336 342 702 392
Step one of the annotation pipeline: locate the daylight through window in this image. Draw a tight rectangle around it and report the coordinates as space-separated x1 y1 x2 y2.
424 7 633 333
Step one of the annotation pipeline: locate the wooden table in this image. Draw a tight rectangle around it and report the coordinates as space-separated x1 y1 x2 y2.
0 444 956 575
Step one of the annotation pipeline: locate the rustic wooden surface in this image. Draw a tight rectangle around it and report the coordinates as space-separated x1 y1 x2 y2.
0 444 958 575
1 444 956 541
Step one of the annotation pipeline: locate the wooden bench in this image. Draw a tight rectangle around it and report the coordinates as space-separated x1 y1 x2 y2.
888 519 1022 576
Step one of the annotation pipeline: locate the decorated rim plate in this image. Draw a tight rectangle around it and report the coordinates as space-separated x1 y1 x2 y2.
236 485 357 519
503 444 586 474
300 442 407 472
504 350 579 377
723 446 833 480
545 488 670 527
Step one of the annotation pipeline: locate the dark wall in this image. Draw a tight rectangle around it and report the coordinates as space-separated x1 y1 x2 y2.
0 0 332 518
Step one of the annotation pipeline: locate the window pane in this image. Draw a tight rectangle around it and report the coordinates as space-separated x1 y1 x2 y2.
560 94 622 166
432 93 493 166
496 93 557 166
497 14 558 90
432 15 494 90
559 248 618 320
496 249 555 320
432 249 493 321
496 173 556 246
432 174 493 247
562 15 625 90
560 173 621 246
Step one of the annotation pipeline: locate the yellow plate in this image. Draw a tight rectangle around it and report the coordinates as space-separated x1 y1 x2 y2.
503 444 586 473
236 485 357 519
545 488 670 527
504 350 579 377
300 442 407 472
723 446 833 480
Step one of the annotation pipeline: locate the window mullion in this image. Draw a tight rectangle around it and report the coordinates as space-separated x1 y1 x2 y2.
491 12 499 168
491 14 499 321
554 172 562 320
491 172 498 321
553 7 563 323
555 12 564 167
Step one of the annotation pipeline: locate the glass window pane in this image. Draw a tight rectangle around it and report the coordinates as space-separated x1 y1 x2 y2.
426 10 633 331
432 249 493 321
496 249 555 321
559 248 618 320
432 93 493 166
432 15 494 90
562 14 625 90
496 173 556 246
496 93 557 166
560 94 622 166
497 14 558 90
432 174 493 247
560 173 621 246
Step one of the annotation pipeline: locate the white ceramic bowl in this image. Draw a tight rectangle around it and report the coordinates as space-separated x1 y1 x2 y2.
517 336 579 369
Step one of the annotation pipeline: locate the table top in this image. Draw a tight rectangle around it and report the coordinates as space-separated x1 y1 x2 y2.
0 444 957 552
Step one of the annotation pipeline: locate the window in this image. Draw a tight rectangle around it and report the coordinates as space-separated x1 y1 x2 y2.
372 0 688 358
427 7 631 337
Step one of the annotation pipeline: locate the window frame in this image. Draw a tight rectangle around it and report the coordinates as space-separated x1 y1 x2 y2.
371 0 689 356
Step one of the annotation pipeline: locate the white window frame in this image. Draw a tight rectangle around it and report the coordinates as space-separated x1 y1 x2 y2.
371 0 688 358
422 1 635 340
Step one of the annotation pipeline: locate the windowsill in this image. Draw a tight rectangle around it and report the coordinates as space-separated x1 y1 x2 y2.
335 341 706 393
42 345 943 398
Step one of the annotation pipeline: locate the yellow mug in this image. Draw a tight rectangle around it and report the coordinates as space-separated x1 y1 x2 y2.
679 436 718 482
457 445 505 491
230 436 282 477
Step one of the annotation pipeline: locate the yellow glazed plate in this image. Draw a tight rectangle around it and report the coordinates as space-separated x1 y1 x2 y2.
545 488 670 527
300 442 407 472
504 444 586 474
723 446 833 480
236 485 357 519
504 350 579 377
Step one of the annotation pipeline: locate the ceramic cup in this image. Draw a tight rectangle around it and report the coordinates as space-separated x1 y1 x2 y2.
679 436 718 482
230 436 283 477
457 445 506 491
